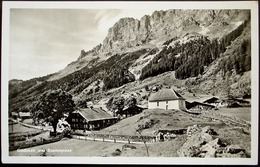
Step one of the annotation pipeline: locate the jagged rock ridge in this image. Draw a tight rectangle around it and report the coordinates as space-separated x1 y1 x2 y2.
101 9 250 53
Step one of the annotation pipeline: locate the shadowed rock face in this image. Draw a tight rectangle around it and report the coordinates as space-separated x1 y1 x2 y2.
101 9 250 53
177 125 248 158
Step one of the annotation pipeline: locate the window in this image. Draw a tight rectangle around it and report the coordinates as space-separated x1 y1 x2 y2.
166 105 168 110
166 101 168 104
157 102 159 107
72 118 75 122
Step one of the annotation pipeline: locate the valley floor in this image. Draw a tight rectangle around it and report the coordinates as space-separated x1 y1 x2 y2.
216 107 251 122
9 136 187 157
9 123 37 133
9 107 251 157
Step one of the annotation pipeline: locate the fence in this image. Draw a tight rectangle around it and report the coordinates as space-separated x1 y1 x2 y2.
71 131 155 143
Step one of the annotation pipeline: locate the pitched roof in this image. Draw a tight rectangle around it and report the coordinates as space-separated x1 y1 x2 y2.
149 88 185 102
186 101 215 109
203 97 220 103
76 108 116 122
11 112 19 116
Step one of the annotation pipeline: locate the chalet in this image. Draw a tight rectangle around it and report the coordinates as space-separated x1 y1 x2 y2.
116 105 145 118
11 112 19 119
203 97 221 108
67 108 117 131
18 112 31 119
156 128 187 135
186 101 216 112
148 88 186 110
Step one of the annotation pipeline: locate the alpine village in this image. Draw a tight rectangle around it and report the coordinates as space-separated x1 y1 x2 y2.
9 9 252 158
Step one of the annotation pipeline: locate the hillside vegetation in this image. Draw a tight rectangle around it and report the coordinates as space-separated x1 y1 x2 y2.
97 109 226 136
9 9 251 117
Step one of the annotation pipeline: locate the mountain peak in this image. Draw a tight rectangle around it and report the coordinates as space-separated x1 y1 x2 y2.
100 9 250 54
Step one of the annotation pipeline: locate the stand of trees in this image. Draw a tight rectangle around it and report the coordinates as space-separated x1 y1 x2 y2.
43 48 149 94
140 20 250 80
106 96 125 117
220 39 251 75
106 96 137 117
103 65 135 90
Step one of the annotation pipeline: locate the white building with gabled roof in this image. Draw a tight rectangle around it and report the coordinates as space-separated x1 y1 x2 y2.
148 88 186 110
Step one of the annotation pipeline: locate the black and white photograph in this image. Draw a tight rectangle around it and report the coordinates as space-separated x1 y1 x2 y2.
1 1 258 165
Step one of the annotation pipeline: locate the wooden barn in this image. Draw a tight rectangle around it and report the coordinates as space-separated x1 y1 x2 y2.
67 108 117 131
18 112 31 119
186 101 216 112
11 112 19 119
116 105 145 118
203 97 221 108
148 88 186 110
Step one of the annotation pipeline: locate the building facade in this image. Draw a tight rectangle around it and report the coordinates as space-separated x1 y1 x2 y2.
18 112 31 119
66 108 117 131
203 97 221 108
148 88 186 110
187 101 216 112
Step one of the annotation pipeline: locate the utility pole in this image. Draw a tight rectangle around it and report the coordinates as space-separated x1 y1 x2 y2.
83 119 87 140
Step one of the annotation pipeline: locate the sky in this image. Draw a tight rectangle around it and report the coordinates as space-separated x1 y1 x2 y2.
9 8 163 80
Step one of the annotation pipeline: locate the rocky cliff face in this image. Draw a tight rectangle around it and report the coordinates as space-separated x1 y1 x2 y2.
57 9 249 82
78 43 102 60
100 9 250 53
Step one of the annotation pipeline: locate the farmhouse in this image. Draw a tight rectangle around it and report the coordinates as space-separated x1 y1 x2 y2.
186 101 216 112
67 108 117 131
148 88 186 110
11 112 19 119
203 97 221 107
18 112 31 119
116 105 145 118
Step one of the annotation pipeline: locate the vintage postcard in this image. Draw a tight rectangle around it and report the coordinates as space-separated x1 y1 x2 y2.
1 1 258 165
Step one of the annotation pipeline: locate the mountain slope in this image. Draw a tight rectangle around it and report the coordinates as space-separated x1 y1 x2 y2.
9 9 251 114
45 9 250 82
